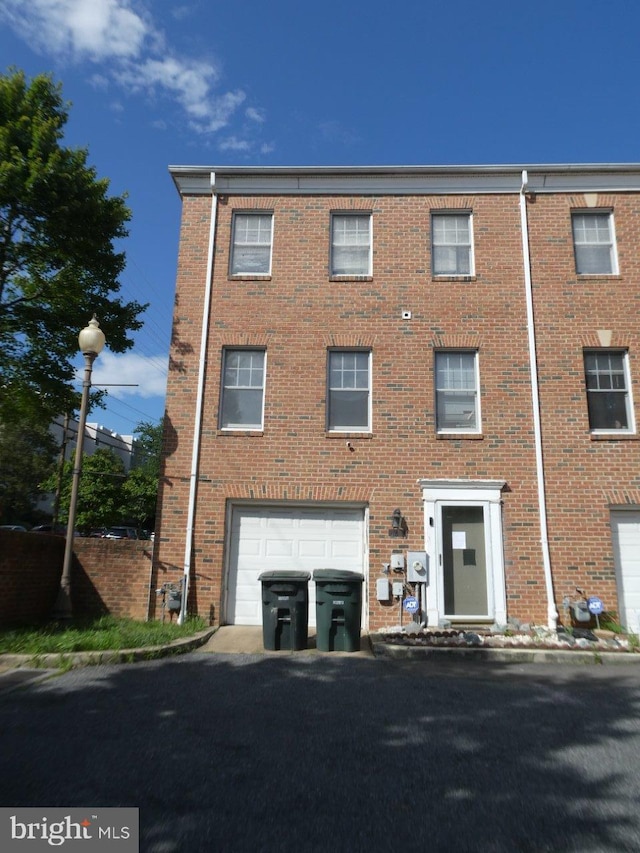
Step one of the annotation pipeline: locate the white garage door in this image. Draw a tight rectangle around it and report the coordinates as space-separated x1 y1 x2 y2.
611 510 640 634
226 505 366 627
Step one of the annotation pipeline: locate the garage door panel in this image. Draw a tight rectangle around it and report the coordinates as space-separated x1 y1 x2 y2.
227 506 366 626
298 540 329 558
265 540 295 557
611 511 640 634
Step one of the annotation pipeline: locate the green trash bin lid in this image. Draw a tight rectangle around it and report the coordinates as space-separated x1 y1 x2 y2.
312 569 364 582
258 571 311 582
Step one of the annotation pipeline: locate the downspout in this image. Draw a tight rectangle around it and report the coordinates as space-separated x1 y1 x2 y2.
178 172 218 625
519 170 558 630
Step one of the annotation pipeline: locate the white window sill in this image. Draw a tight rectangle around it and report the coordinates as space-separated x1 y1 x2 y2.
436 432 484 440
229 274 272 281
432 274 476 282
590 431 637 440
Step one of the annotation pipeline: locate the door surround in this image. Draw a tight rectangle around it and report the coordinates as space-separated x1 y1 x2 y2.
419 479 507 628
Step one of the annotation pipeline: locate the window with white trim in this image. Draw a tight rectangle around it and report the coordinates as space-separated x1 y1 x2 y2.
572 211 617 275
230 213 273 275
330 214 372 276
435 351 480 432
432 213 473 276
584 350 633 432
220 349 266 430
327 350 371 431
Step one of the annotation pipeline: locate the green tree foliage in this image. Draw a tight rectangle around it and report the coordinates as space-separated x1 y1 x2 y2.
0 417 56 523
43 419 163 532
0 69 146 427
131 419 163 478
122 467 158 530
42 447 126 531
122 419 164 529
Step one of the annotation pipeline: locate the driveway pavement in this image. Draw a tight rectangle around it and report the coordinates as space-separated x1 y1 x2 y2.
1 649 640 852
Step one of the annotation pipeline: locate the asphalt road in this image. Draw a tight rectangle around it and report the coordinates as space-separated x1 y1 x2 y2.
1 653 640 852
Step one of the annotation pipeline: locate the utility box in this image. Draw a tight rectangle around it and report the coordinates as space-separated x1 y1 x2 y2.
376 577 391 601
407 551 429 583
391 552 405 572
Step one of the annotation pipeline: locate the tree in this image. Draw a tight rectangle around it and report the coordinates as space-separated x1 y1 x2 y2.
42 447 126 531
131 419 163 479
123 419 164 529
42 419 164 532
0 417 56 523
0 69 146 428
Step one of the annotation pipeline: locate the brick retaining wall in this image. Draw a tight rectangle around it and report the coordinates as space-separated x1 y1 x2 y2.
0 530 155 626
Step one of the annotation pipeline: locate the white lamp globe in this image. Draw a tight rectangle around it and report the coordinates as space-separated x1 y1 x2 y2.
78 315 106 355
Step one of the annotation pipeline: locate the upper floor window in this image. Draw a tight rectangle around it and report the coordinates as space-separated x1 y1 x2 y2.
432 213 473 276
327 350 371 431
584 350 633 432
220 349 266 430
230 213 273 276
572 211 617 275
331 214 372 276
435 351 480 432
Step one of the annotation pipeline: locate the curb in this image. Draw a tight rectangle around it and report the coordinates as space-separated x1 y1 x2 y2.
370 640 640 665
0 628 216 672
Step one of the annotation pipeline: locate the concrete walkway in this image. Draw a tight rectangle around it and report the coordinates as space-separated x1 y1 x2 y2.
200 625 374 657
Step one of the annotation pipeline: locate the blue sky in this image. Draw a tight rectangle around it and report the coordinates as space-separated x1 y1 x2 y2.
0 0 638 437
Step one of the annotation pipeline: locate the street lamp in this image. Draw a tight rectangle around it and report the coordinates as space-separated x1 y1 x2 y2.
53 316 106 619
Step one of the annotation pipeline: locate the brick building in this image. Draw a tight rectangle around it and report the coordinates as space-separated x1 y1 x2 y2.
153 164 640 634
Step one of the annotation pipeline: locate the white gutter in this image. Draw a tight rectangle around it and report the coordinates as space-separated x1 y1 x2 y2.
178 172 217 625
519 170 558 630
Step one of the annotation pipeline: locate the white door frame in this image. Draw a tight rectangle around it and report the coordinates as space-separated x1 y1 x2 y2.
610 507 640 635
419 479 507 628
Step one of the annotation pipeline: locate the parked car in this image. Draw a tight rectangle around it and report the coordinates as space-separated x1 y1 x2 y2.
103 526 139 540
31 524 66 535
0 524 27 531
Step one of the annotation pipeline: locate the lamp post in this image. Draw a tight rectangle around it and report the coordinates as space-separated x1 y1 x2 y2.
54 316 106 619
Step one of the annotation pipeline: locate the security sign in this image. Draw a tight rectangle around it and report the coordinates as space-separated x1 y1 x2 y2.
403 596 420 614
587 596 604 615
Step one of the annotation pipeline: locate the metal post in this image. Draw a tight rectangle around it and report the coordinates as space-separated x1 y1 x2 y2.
53 351 96 619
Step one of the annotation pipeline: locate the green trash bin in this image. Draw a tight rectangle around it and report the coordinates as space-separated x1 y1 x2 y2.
313 569 364 652
258 571 310 651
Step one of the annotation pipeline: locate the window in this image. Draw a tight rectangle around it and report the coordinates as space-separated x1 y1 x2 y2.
220 350 265 430
331 214 372 276
230 213 273 275
432 213 473 276
584 351 633 432
572 212 617 275
327 351 371 431
435 351 480 432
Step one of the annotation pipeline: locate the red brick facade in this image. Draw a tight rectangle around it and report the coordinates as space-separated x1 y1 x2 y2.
154 166 640 632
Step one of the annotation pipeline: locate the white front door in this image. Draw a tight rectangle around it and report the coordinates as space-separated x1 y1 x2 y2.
226 505 367 627
420 480 506 627
611 510 640 634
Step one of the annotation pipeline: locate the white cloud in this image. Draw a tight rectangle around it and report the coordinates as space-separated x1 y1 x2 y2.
1 0 149 60
90 350 168 400
246 107 266 124
0 0 256 136
218 135 252 153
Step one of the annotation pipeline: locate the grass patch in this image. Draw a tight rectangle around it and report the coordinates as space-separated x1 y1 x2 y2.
0 615 208 655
